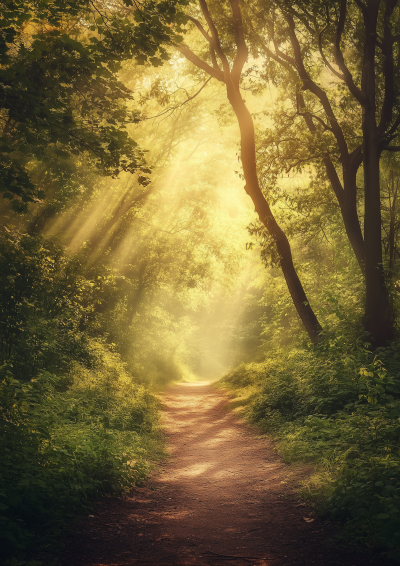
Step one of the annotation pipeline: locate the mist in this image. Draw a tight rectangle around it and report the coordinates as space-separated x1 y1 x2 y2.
2 61 270 387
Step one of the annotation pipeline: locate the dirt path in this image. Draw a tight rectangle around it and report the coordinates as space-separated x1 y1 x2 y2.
63 382 391 566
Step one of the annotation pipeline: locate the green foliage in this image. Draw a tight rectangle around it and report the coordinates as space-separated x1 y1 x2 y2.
221 338 400 558
0 368 160 563
0 231 163 564
0 230 106 380
0 0 191 209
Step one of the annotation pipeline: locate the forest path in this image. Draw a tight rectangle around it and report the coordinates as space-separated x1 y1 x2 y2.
63 382 382 566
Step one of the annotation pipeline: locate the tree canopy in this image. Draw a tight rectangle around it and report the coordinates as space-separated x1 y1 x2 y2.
0 0 190 209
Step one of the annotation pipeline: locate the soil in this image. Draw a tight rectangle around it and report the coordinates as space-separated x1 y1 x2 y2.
62 381 396 566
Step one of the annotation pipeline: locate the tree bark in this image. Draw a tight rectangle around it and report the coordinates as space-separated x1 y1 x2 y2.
362 0 394 345
226 85 322 344
363 114 393 344
342 161 365 271
318 148 365 273
177 0 323 344
292 46 366 273
388 170 398 270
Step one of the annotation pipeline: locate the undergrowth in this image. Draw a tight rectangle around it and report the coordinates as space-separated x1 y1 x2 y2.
220 337 400 560
0 364 163 565
0 232 164 565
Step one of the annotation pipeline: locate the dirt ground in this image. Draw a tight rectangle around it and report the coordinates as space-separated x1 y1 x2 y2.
62 381 395 566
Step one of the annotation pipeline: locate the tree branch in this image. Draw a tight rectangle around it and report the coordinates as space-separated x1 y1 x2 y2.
349 145 363 170
142 76 213 120
378 0 397 136
257 35 295 72
296 92 345 209
266 12 296 66
333 0 366 106
187 15 212 43
174 43 224 82
199 0 230 76
272 38 296 67
186 15 222 73
284 11 349 160
384 113 400 141
297 109 333 132
382 145 400 152
318 6 345 81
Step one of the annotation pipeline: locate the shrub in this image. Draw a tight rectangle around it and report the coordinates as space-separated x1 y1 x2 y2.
221 338 400 558
0 353 162 564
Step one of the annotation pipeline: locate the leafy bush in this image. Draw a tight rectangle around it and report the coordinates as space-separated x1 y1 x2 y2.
0 231 109 381
221 338 400 558
0 233 163 564
0 368 161 564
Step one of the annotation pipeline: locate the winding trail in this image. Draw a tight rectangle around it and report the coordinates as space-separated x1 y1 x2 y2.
63 382 389 565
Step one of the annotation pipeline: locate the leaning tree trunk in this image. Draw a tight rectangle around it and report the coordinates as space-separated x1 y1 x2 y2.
324 158 365 273
226 83 322 344
299 94 365 273
177 0 322 344
342 164 366 272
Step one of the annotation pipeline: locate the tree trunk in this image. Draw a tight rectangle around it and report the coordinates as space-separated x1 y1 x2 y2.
325 158 365 272
388 170 398 270
342 164 365 272
363 114 394 344
362 1 394 346
226 84 322 344
302 103 365 272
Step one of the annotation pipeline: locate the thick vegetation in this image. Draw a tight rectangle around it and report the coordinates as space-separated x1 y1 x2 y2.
221 237 400 558
222 340 400 557
3 0 400 564
0 232 162 563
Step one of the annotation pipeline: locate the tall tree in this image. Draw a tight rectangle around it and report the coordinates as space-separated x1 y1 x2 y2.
248 0 400 345
174 0 322 344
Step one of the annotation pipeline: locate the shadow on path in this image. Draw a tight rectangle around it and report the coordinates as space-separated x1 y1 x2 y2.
62 382 395 566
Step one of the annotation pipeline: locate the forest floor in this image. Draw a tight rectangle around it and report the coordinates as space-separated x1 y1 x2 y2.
62 381 396 566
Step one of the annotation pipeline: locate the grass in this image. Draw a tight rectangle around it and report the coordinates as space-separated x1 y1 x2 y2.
218 339 400 561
